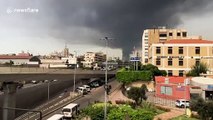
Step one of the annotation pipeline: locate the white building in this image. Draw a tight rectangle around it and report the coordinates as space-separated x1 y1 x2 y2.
0 53 40 66
82 52 106 68
191 77 213 100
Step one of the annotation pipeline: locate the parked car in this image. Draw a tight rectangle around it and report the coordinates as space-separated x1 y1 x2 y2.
31 80 38 84
175 99 190 108
82 85 91 92
76 87 87 95
87 81 100 88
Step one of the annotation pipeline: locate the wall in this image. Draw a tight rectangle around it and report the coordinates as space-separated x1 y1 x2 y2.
155 83 190 100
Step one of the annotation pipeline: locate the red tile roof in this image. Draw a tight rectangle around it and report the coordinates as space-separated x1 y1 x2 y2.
0 55 32 59
163 39 213 44
155 76 186 84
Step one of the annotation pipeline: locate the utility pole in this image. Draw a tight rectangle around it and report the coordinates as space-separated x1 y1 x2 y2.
100 37 113 120
73 51 77 93
47 81 50 100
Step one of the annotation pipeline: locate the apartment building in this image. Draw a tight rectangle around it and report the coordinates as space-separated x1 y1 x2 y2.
82 52 106 68
141 27 201 64
149 39 213 76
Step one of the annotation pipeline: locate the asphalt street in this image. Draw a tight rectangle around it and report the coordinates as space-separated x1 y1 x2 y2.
0 74 115 119
43 79 119 120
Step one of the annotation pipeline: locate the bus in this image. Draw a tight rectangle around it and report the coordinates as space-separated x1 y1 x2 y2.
62 103 80 118
47 114 64 120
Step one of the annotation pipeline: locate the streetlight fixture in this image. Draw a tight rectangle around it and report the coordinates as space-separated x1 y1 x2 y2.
73 51 77 94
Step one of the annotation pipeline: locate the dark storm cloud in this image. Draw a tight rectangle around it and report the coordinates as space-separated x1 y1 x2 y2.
1 0 213 58
40 0 213 57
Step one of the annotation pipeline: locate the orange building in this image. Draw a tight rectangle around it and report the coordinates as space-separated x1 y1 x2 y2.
155 76 190 100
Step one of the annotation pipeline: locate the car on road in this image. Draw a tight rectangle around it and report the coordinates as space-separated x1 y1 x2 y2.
31 80 38 84
87 81 100 88
82 85 91 92
87 78 105 88
76 86 87 95
175 99 190 108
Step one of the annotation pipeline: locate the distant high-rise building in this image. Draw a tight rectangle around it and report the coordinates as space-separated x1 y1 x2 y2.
63 44 69 57
141 27 202 64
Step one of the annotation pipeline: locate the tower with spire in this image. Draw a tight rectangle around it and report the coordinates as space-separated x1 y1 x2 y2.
63 43 69 57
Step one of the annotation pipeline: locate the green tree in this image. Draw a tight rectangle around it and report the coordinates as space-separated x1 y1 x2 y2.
187 62 208 76
190 97 213 120
141 64 167 76
127 86 147 105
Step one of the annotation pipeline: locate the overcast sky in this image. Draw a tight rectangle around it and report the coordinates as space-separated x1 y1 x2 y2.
0 0 213 59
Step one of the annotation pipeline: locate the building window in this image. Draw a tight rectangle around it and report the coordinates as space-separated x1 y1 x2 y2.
195 47 200 54
145 59 148 63
156 58 161 65
168 47 172 54
182 32 187 37
159 34 167 37
177 32 181 36
168 58 172 66
179 70 184 76
179 47 183 54
169 32 173 36
168 70 173 76
179 58 183 66
161 86 172 95
156 47 161 54
195 59 200 65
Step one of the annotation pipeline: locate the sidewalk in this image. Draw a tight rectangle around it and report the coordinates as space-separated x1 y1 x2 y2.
109 88 133 104
154 106 185 120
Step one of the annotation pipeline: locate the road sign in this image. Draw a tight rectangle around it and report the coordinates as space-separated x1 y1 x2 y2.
130 57 140 61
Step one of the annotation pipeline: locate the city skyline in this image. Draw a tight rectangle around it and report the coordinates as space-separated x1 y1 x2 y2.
0 0 213 59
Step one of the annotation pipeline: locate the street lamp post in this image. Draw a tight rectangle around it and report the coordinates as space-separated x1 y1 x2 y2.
47 82 50 100
100 37 111 120
47 79 57 100
184 78 189 115
73 51 77 93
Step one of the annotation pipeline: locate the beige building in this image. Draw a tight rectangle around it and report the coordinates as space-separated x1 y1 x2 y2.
141 27 201 64
149 39 213 76
82 52 106 68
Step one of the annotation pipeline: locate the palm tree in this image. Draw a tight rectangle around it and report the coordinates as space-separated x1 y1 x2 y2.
186 62 208 76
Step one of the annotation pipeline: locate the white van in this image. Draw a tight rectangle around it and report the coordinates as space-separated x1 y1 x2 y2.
47 114 64 120
62 103 80 118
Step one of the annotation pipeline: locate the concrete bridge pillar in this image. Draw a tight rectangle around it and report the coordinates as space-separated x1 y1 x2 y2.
2 82 18 120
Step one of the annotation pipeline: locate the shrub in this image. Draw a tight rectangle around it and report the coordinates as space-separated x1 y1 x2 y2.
116 70 152 84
